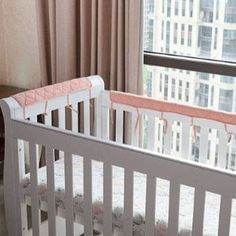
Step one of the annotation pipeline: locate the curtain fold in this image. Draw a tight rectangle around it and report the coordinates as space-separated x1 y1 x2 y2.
35 0 143 94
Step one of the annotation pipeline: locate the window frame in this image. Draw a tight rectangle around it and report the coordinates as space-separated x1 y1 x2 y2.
144 51 236 77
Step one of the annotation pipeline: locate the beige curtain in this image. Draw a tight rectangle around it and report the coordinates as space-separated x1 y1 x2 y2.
35 0 143 94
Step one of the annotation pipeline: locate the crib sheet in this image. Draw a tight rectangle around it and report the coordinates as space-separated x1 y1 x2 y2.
21 155 236 236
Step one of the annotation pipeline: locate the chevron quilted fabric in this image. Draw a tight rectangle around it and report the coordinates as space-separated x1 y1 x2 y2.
12 77 92 107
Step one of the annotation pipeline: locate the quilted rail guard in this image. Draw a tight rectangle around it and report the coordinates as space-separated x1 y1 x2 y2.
12 77 92 107
110 91 236 126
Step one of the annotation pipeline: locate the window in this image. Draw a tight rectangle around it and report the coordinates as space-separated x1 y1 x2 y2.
144 0 236 61
181 24 185 45
182 0 186 16
188 25 192 47
223 30 236 61
167 0 171 17
196 83 209 107
225 0 236 23
162 0 165 14
200 0 214 23
219 89 233 112
175 0 179 15
166 21 171 52
171 78 176 98
189 0 194 17
174 23 178 44
198 26 212 57
143 0 236 161
161 21 164 40
214 28 218 49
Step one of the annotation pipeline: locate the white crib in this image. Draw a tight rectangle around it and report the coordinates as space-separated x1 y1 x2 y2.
1 75 236 236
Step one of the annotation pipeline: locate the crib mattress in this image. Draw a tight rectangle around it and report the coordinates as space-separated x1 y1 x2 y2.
21 155 236 236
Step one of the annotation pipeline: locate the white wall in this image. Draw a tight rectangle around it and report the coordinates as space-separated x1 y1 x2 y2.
0 0 42 89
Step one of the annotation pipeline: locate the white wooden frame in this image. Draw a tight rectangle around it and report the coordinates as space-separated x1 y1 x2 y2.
1 76 236 236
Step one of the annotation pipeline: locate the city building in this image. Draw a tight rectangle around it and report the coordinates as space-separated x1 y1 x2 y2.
144 0 236 169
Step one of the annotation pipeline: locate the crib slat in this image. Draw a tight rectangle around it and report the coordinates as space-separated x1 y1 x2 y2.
18 140 25 179
145 175 156 236
46 146 56 236
199 128 208 164
116 108 124 143
124 169 133 236
218 131 228 169
29 143 40 236
164 120 172 155
65 152 74 236
84 100 90 135
58 108 65 129
13 138 24 236
131 112 139 147
101 106 109 140
181 123 190 159
83 158 93 236
103 162 113 236
94 97 102 138
44 111 52 126
29 116 40 167
192 188 205 236
218 196 232 236
17 139 28 233
71 104 79 133
168 182 180 236
147 116 157 151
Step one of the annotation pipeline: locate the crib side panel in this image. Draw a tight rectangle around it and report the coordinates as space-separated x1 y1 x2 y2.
11 118 236 236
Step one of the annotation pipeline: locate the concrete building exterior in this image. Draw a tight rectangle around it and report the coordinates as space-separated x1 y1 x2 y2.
144 0 236 169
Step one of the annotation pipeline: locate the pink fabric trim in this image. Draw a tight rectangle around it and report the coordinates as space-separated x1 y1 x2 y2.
13 78 92 107
110 91 236 126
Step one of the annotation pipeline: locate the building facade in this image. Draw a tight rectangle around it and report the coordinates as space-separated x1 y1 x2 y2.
144 0 236 169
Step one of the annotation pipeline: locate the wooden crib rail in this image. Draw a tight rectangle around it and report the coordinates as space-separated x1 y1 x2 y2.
101 90 236 170
5 75 104 120
11 118 236 236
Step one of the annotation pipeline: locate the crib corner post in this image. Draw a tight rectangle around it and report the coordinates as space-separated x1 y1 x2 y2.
0 99 24 236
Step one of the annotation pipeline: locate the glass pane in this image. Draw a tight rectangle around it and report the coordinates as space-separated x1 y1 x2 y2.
144 64 236 112
144 0 236 62
143 65 236 167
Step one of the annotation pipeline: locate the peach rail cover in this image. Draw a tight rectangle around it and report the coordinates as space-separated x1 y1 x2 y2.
110 91 236 126
12 77 92 107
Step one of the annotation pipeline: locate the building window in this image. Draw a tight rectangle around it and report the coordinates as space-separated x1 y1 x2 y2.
225 0 236 23
196 83 209 107
200 0 214 23
171 79 176 98
143 0 236 169
164 75 169 100
185 81 190 101
223 30 236 61
162 0 165 14
216 0 219 20
189 0 194 17
161 20 164 41
159 74 163 92
175 0 179 15
178 80 182 100
198 26 212 57
174 23 178 44
210 86 214 106
188 25 192 47
181 24 185 45
219 89 233 112
182 0 186 16
166 21 170 53
214 28 218 49
167 0 171 17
